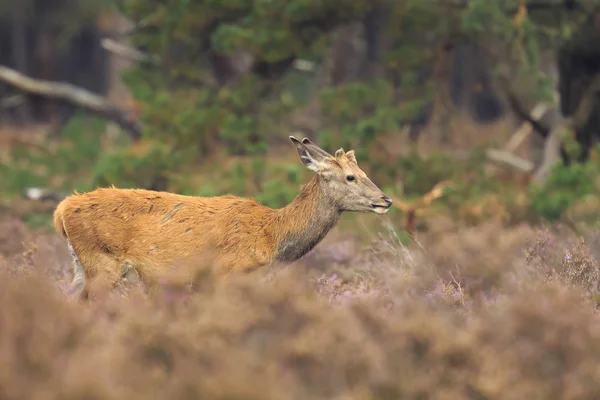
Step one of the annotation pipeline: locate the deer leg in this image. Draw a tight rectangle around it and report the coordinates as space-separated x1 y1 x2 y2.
66 239 87 300
121 261 141 284
86 255 130 300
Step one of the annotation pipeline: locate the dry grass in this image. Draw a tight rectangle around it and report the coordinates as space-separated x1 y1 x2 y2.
2 215 600 399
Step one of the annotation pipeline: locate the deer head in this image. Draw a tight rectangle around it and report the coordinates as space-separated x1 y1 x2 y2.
289 136 393 214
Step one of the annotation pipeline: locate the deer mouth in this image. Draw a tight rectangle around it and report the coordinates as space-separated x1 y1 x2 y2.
371 204 389 209
371 203 391 213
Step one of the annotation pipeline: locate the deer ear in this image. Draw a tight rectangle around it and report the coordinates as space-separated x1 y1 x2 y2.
290 136 326 172
301 137 334 159
345 150 357 164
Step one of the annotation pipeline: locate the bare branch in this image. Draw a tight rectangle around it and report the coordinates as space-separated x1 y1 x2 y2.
503 85 552 138
101 38 159 64
0 66 142 140
504 103 548 152
485 103 546 175
486 148 535 172
533 122 564 183
388 180 455 236
0 94 25 108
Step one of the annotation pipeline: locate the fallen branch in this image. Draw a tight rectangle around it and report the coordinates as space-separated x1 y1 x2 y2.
0 94 25 108
486 148 535 172
503 102 548 152
388 180 455 236
0 66 142 139
502 83 551 138
101 38 159 64
485 102 546 177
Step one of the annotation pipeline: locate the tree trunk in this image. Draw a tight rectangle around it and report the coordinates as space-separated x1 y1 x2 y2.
530 50 562 172
35 26 59 123
362 5 390 80
329 23 366 85
11 0 31 124
99 12 145 141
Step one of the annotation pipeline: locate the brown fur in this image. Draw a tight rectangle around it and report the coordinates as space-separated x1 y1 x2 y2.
53 137 392 299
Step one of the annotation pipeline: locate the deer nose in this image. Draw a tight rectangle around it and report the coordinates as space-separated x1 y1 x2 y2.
382 196 393 206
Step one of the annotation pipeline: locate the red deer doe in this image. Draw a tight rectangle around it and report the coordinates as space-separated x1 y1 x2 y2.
53 137 393 299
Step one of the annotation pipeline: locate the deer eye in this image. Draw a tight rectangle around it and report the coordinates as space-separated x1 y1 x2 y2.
346 175 355 182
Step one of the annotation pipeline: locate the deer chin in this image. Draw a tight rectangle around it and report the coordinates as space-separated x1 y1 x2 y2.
371 204 391 214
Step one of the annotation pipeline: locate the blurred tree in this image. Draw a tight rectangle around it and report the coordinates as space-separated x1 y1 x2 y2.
3 0 600 198
112 0 591 153
0 0 111 126
112 0 386 157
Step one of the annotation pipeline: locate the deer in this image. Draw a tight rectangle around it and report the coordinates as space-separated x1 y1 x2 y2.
53 136 393 299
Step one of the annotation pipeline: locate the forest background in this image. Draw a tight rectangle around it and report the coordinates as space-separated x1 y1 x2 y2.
4 0 600 232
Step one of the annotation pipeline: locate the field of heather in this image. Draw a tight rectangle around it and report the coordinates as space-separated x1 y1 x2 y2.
2 209 600 400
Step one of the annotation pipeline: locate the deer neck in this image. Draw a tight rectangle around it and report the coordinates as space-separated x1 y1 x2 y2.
274 176 341 263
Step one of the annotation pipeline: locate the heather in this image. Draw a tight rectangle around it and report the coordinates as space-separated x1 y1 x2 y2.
2 214 600 399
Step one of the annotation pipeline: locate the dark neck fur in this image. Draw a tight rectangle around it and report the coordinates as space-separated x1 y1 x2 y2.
274 176 341 263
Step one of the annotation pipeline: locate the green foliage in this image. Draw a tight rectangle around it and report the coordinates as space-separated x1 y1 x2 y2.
461 1 515 37
529 154 600 222
391 152 457 196
0 114 106 196
186 159 305 209
318 79 428 160
3 0 596 232
111 0 584 203
0 163 46 197
387 149 503 212
0 114 191 198
528 133 600 222
111 0 585 164
91 142 188 190
114 0 383 158
459 0 579 103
